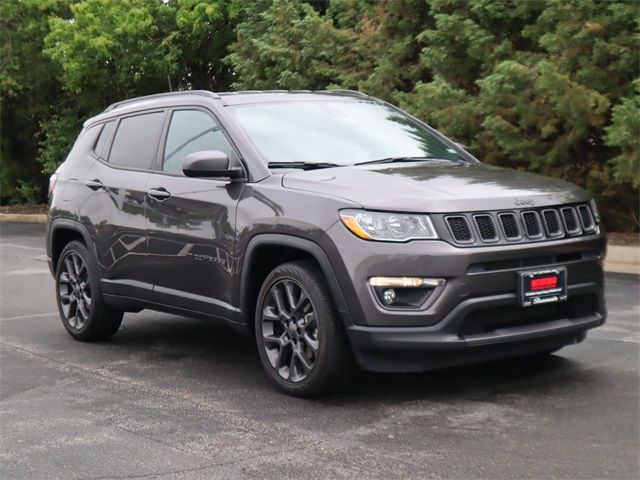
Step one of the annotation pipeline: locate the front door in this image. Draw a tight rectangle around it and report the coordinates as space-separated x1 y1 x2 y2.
145 108 245 320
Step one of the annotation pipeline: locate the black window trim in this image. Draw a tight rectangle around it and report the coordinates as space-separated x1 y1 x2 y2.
153 105 248 179
92 108 169 173
91 120 117 161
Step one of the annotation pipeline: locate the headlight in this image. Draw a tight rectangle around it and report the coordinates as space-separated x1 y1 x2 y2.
339 209 438 241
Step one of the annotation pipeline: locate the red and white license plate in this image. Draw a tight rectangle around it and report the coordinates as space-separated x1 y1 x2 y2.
519 268 568 307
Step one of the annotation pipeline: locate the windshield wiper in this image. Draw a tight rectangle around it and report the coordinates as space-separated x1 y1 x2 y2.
268 161 341 170
354 156 438 166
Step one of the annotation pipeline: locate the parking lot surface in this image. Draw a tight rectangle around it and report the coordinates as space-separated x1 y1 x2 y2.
1 222 638 479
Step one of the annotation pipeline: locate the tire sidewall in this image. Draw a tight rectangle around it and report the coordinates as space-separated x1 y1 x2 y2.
254 263 336 395
55 241 100 338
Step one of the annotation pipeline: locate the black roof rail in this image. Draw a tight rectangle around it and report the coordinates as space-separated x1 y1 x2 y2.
105 90 221 112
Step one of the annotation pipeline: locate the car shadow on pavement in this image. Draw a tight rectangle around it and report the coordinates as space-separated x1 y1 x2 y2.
103 312 589 405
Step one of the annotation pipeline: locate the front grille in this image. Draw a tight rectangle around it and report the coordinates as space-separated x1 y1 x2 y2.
474 215 498 242
499 213 521 240
439 202 597 246
542 209 562 237
561 207 581 235
578 205 596 232
446 216 473 242
522 211 543 238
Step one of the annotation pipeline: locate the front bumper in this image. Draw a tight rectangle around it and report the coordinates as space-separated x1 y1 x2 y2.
346 283 604 372
320 222 607 372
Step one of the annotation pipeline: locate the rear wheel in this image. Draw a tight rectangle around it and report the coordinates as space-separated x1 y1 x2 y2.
255 261 354 397
56 241 123 341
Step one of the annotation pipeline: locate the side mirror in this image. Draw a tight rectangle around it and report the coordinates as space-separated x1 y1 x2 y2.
182 151 244 179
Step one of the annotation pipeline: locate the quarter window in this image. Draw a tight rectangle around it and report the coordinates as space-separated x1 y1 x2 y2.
94 121 115 159
108 112 165 169
163 110 235 174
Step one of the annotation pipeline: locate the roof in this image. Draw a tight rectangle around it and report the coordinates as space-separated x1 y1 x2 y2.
104 89 371 111
84 89 376 127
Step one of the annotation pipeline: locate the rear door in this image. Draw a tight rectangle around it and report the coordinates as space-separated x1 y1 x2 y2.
86 110 167 300
145 108 245 320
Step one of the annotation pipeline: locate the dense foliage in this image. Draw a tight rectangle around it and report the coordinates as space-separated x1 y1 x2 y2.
1 0 638 230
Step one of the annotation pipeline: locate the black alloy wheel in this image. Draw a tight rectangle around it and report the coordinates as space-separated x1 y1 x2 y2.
58 250 92 330
255 261 354 397
55 241 123 341
260 278 319 383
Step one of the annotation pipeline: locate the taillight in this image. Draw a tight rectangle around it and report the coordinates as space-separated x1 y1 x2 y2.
48 173 58 198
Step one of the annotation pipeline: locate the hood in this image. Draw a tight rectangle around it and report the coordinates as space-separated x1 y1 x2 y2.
281 162 590 213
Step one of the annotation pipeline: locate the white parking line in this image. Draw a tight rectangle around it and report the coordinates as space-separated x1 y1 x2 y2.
0 243 44 251
2 268 51 275
0 312 58 321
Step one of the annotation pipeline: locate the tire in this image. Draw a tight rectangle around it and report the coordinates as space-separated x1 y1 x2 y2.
255 260 354 397
55 240 123 341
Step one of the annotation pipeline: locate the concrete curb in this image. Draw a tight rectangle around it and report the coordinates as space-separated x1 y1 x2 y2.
0 213 48 224
606 245 640 275
0 213 638 274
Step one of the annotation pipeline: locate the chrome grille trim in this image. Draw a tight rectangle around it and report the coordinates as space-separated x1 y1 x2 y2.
577 205 596 232
498 212 522 241
560 207 581 235
473 214 498 242
541 209 563 237
521 211 544 239
445 216 474 243
440 202 597 246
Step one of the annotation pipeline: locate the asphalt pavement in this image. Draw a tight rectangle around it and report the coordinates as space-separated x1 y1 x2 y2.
1 222 638 480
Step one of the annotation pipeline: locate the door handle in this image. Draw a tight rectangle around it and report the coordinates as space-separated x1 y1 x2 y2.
84 179 103 190
147 187 171 201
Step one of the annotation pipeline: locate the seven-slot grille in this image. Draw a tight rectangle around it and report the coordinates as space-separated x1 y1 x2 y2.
442 203 597 246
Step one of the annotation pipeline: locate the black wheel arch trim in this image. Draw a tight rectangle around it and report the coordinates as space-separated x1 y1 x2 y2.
48 217 95 276
239 234 354 328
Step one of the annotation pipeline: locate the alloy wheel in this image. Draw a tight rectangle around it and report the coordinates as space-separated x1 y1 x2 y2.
260 279 319 383
58 252 91 330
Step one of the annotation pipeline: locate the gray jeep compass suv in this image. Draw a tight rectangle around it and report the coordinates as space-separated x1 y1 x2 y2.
46 90 606 396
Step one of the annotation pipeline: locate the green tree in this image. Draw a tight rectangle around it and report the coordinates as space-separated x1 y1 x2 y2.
226 0 349 90
399 0 638 228
1 0 73 202
606 78 640 189
38 0 245 175
2 0 638 230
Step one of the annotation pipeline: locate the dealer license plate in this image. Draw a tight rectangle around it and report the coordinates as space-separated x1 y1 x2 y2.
519 267 568 307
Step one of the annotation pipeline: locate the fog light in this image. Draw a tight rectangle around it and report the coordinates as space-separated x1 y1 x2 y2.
369 276 446 288
382 289 396 305
370 277 446 309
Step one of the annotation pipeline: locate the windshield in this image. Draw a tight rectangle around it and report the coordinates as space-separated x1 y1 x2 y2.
228 99 464 166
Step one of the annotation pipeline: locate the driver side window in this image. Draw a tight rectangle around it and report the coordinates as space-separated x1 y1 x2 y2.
163 110 235 174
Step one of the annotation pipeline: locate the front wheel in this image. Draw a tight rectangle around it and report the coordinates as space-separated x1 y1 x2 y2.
255 261 354 397
55 240 123 341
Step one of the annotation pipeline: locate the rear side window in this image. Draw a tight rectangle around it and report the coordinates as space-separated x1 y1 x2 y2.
108 112 165 169
94 121 115 159
162 110 236 174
